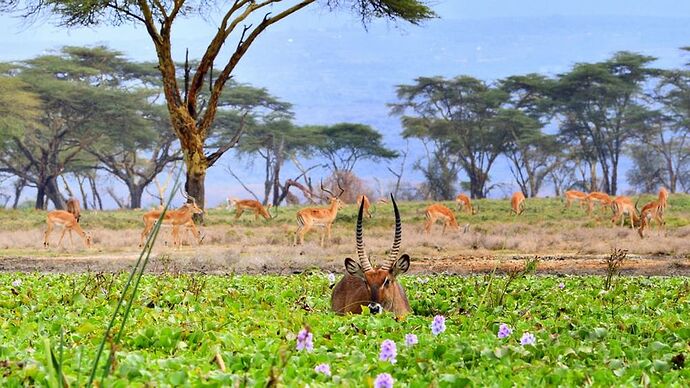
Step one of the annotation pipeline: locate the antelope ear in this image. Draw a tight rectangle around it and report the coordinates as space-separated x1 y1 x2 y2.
344 258 365 280
390 254 410 276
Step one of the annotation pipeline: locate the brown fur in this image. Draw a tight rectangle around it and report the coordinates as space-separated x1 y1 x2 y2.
586 191 612 214
424 203 459 234
455 193 475 214
510 192 526 215
44 210 92 249
356 194 372 218
294 197 343 246
331 256 411 318
66 198 81 223
564 190 588 209
140 202 204 248
610 196 640 228
232 199 272 221
638 188 669 238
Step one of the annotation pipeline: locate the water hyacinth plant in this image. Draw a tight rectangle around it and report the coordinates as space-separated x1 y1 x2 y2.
374 373 394 388
404 333 418 347
314 363 331 376
497 323 512 339
379 339 397 364
296 328 314 352
520 332 536 346
431 315 446 335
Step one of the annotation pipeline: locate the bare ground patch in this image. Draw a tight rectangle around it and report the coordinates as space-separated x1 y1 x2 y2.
1 224 689 275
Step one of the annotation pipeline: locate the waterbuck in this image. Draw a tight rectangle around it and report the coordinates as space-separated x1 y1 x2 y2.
331 194 411 318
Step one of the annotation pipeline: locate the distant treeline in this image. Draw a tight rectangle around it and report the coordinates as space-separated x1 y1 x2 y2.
1 47 689 209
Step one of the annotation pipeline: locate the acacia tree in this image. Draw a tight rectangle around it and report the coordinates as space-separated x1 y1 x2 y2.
0 50 146 209
2 1 436 212
311 123 398 173
553 51 658 195
499 74 559 197
391 76 511 199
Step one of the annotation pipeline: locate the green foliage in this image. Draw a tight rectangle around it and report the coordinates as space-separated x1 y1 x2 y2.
1 273 690 385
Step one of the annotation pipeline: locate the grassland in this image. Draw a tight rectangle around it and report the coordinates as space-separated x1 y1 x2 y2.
0 195 689 275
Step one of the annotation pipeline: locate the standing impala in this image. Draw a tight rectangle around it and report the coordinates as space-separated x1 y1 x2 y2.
610 196 640 228
140 191 204 248
331 195 411 318
356 194 372 218
294 182 344 246
424 203 460 235
44 210 92 249
587 191 612 215
638 188 669 238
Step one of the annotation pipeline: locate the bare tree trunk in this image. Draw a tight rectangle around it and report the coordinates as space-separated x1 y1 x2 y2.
12 177 26 209
89 175 103 210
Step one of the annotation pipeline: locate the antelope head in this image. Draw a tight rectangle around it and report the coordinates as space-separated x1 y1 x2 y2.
321 180 345 210
330 194 411 318
181 189 204 215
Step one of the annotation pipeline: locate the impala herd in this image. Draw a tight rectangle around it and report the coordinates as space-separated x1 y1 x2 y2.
41 185 671 252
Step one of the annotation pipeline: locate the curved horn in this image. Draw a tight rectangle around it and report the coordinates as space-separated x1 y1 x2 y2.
336 178 345 198
320 180 335 197
383 193 402 270
356 197 373 272
180 188 197 205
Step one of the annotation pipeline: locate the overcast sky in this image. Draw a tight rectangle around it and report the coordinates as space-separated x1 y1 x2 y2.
1 1 690 207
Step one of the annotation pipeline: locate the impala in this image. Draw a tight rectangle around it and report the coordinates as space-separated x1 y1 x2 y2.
356 194 372 218
586 191 612 215
331 194 411 318
44 210 92 249
563 190 588 209
424 203 460 234
510 192 526 215
455 193 475 214
638 188 669 238
66 197 81 222
230 199 272 221
610 196 640 228
294 182 344 246
140 192 204 248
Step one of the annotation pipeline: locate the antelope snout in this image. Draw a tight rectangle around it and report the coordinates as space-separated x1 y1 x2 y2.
368 303 383 315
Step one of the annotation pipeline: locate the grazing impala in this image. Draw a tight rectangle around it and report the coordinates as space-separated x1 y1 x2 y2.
424 203 460 235
563 190 588 209
44 210 92 249
140 192 204 248
66 197 81 222
455 193 475 214
610 196 640 228
587 191 612 214
356 194 372 218
510 192 526 215
331 195 411 318
638 188 669 238
294 182 344 246
231 199 272 221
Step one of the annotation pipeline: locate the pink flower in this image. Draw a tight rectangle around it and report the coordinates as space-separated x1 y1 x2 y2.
296 328 313 352
314 363 331 376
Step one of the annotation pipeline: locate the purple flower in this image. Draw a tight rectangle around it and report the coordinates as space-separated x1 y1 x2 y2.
404 333 418 347
314 363 331 376
327 273 336 284
431 315 446 336
497 323 512 339
296 328 313 352
379 339 397 364
374 373 394 388
558 283 565 289
11 279 22 288
520 332 536 346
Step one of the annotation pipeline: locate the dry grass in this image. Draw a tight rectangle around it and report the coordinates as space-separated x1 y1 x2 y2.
1 196 689 274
